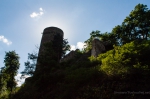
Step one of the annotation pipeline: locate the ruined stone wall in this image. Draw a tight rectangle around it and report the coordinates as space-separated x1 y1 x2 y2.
91 39 106 57
60 39 112 62
91 39 113 57
60 49 79 62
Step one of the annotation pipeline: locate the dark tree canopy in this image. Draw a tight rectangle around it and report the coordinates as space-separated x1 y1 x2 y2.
112 3 150 45
21 53 37 77
2 51 20 93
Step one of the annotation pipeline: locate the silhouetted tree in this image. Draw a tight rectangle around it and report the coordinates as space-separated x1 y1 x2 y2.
112 4 150 45
21 53 37 77
0 68 7 94
3 51 20 94
62 39 71 57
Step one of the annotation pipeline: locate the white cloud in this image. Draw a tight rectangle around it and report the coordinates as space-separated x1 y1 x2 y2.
70 45 76 51
15 74 30 87
77 42 86 49
30 7 44 18
30 12 39 18
70 42 86 51
40 11 44 15
0 35 12 45
39 8 43 11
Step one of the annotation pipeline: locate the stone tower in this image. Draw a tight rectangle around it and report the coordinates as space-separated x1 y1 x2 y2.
35 27 64 72
38 27 63 54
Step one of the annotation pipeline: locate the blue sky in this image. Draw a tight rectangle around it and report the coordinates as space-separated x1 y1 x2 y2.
0 0 150 84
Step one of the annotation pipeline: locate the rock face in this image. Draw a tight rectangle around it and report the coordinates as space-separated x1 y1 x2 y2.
35 27 64 72
91 39 106 57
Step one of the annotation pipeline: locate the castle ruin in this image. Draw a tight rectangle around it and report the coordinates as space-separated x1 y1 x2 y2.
35 27 64 72
35 27 113 72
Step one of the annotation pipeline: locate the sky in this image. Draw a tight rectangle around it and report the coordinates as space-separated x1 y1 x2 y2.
0 0 150 86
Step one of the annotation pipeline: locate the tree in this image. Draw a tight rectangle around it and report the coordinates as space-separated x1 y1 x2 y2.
112 4 150 45
21 53 37 77
3 51 20 94
62 39 71 57
94 40 150 75
0 68 7 94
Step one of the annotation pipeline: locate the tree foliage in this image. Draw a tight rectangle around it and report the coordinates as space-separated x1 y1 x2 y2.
0 51 20 98
91 40 150 75
62 39 71 57
4 51 20 92
112 4 150 45
21 53 37 77
84 31 116 52
0 68 7 94
84 3 150 49
84 30 101 52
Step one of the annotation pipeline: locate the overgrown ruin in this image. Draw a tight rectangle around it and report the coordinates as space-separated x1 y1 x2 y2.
35 27 112 65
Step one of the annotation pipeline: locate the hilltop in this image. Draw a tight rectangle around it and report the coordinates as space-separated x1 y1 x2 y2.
1 3 150 99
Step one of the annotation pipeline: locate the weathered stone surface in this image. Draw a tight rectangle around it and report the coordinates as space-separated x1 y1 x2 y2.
60 49 79 62
91 39 105 57
38 27 63 55
35 27 64 72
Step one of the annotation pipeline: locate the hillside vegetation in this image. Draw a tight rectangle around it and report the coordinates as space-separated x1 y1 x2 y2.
1 3 150 99
14 40 150 99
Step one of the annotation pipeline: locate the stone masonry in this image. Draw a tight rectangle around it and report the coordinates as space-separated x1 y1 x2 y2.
35 27 64 72
91 38 106 57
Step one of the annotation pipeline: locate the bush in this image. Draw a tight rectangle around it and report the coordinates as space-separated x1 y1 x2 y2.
96 40 150 75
